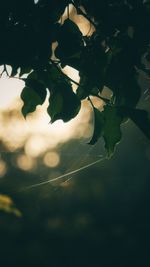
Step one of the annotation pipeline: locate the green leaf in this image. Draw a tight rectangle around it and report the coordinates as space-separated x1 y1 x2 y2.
20 66 32 77
47 81 81 123
88 107 104 145
103 106 123 157
21 85 46 118
47 92 63 123
55 19 83 61
21 70 47 117
130 110 150 140
127 108 150 140
11 65 19 77
76 74 99 100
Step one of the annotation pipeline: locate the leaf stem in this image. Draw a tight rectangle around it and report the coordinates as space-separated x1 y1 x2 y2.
67 4 70 19
95 94 111 104
88 96 94 108
50 59 80 86
4 65 9 76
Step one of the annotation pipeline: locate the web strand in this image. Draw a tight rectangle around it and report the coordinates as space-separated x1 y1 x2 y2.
20 157 106 192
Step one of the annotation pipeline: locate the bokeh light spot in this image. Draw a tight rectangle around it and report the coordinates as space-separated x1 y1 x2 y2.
0 160 7 178
16 154 35 171
43 152 60 168
25 135 48 157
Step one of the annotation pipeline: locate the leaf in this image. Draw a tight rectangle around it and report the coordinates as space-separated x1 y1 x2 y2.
0 194 22 217
21 85 46 118
130 109 150 139
122 108 150 140
76 74 99 100
47 92 63 123
88 107 104 145
21 71 47 117
47 81 81 122
19 66 32 77
55 19 83 61
11 65 19 76
103 106 123 157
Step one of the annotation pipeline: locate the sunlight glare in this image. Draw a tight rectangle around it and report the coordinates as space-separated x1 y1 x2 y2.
25 135 49 158
0 76 24 109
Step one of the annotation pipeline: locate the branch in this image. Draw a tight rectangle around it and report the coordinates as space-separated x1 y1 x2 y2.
88 96 94 108
95 94 111 104
50 60 111 105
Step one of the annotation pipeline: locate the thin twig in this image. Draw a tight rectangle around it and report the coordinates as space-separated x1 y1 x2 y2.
4 65 9 76
67 4 70 19
95 94 111 104
86 22 92 36
50 60 112 104
88 96 94 108
50 59 80 86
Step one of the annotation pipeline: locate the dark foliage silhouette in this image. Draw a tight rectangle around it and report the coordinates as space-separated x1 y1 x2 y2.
0 0 150 156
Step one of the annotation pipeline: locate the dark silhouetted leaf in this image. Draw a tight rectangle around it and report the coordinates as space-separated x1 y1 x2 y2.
88 107 104 145
0 0 150 156
121 108 150 140
55 19 83 61
103 106 123 157
77 74 99 100
11 65 19 77
20 66 32 77
47 81 81 123
47 92 63 123
130 109 150 139
21 85 46 118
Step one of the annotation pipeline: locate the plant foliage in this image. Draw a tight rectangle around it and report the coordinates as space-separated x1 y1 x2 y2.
0 0 150 156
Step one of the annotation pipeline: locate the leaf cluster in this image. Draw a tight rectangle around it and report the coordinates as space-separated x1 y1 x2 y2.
0 0 150 156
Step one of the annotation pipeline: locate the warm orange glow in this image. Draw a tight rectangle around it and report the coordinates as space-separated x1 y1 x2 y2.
0 51 100 163
25 135 48 157
59 5 95 36
43 151 60 168
71 7 95 36
0 160 7 177
16 154 35 171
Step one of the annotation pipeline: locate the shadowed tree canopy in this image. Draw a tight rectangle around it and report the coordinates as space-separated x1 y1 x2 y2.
0 0 150 156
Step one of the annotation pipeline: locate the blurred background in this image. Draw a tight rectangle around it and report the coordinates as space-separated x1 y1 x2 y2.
0 6 150 267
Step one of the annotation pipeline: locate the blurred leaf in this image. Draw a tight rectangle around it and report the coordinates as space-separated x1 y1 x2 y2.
89 107 104 145
0 194 22 217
